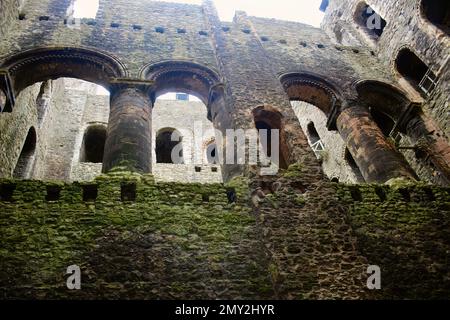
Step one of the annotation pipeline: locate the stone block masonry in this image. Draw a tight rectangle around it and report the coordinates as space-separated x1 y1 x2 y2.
0 167 448 299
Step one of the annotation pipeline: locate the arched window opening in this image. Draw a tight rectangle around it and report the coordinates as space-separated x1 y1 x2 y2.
395 48 437 96
307 122 325 153
253 107 289 170
79 125 106 163
345 149 364 182
206 142 218 164
369 108 396 137
421 0 450 33
0 89 6 112
354 2 387 40
156 129 183 164
13 127 37 179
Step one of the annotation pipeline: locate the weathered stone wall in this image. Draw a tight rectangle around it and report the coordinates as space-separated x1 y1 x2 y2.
0 0 24 38
321 0 449 139
41 78 94 181
0 167 448 299
2 0 446 184
152 99 223 183
336 182 450 299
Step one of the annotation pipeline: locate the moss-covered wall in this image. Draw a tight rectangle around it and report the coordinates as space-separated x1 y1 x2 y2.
0 172 272 299
336 183 450 299
0 168 449 299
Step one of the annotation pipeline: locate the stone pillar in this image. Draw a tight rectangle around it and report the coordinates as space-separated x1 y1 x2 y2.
337 106 417 183
405 114 450 184
102 81 153 173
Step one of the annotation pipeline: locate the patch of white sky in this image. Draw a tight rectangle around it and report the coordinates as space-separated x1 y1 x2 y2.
76 0 324 99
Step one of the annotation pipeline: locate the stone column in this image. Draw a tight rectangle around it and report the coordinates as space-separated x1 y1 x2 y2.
405 114 450 184
337 105 417 183
102 80 153 173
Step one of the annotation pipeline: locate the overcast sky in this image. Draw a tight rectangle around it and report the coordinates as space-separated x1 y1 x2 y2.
74 0 324 27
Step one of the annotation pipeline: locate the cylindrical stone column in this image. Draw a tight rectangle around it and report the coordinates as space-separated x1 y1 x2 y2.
405 114 450 184
103 82 153 173
337 106 417 183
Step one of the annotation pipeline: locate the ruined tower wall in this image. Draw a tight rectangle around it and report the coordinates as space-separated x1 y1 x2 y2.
321 0 449 138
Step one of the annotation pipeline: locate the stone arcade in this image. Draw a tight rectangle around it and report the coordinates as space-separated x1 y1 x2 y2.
0 0 449 299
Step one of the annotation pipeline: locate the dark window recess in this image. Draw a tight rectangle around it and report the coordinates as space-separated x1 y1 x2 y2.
423 187 436 201
375 187 387 201
121 183 136 202
222 26 230 32
199 31 208 36
300 41 308 47
39 16 50 21
317 44 325 48
86 19 96 26
260 36 269 42
422 0 450 33
399 188 411 202
177 28 186 34
110 22 120 28
207 143 218 164
349 186 363 202
279 39 287 44
355 3 387 39
80 126 106 163
226 188 237 204
46 186 61 201
211 167 218 173
155 27 165 33
256 120 273 158
156 130 183 164
202 194 210 202
395 48 436 96
195 166 202 173
19 13 26 20
307 122 321 144
331 177 339 183
133 24 142 30
242 29 251 34
0 184 15 202
82 185 98 202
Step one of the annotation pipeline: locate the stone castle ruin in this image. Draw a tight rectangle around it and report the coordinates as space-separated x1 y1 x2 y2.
0 0 449 299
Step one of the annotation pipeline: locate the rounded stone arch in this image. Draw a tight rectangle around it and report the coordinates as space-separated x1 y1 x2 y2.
139 60 222 105
280 72 343 117
354 80 411 122
417 0 450 34
1 46 128 95
252 105 290 169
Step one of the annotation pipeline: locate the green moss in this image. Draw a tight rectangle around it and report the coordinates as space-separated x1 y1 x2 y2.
282 162 304 178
